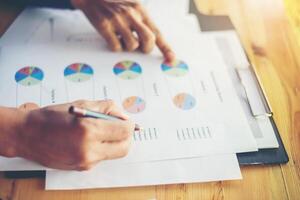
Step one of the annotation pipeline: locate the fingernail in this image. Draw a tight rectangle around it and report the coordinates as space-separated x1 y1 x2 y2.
121 112 130 120
110 45 122 52
166 51 176 62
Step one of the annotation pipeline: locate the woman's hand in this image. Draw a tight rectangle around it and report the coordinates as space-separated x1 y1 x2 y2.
15 100 134 171
71 0 175 61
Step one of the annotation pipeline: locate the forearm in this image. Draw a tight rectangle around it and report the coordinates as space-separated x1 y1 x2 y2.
0 107 24 158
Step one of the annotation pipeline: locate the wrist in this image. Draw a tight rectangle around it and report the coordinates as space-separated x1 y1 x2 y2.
0 107 26 158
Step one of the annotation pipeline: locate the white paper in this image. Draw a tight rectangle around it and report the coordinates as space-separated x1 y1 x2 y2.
0 158 51 171
237 68 269 116
46 154 241 190
0 10 260 171
0 2 244 190
0 38 227 168
0 33 258 170
203 31 279 148
2 10 258 155
142 0 190 17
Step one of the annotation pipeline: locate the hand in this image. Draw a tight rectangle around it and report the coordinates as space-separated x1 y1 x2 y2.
71 0 175 61
15 100 134 171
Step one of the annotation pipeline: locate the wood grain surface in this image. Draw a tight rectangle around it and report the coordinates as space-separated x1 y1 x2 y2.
0 0 299 199
284 0 300 47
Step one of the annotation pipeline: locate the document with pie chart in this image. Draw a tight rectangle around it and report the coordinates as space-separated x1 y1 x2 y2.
14 66 44 107
0 35 258 169
63 63 95 101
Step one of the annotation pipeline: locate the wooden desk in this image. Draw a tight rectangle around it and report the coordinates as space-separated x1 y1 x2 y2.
0 0 299 199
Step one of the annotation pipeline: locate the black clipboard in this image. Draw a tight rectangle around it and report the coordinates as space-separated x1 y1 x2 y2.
189 0 288 165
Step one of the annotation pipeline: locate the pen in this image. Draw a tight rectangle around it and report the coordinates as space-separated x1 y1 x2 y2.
69 106 142 131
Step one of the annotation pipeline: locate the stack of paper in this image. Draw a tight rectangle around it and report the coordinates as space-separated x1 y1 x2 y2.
0 0 278 190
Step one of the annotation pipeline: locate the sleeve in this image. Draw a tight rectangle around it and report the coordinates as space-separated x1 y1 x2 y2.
7 0 75 9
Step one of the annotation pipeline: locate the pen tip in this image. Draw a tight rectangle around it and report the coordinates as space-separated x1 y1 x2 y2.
69 106 75 114
135 124 143 132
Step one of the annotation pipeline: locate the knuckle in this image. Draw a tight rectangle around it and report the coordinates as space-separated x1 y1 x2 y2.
73 100 84 105
142 34 155 53
74 100 88 107
4 147 17 158
110 123 131 140
112 14 122 25
161 45 171 53
110 44 122 52
76 120 96 142
77 164 92 171
121 142 131 156
148 32 156 42
110 124 124 138
120 124 132 139
116 142 130 158
127 7 143 22
127 40 139 51
142 47 153 54
76 151 92 167
132 3 143 11
105 99 115 107
100 151 109 161
142 43 154 53
98 19 110 29
77 120 90 135
120 5 132 15
104 100 119 113
98 99 116 115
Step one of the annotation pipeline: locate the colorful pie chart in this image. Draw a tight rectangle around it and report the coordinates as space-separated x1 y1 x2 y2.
113 60 142 80
122 96 146 114
161 60 189 77
64 63 94 83
15 66 44 86
173 93 196 110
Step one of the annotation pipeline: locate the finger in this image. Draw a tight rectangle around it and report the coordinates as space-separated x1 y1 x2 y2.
99 100 129 120
98 119 134 141
99 25 123 52
82 5 122 51
82 117 134 141
136 5 176 61
73 99 129 120
74 145 104 171
113 15 139 51
144 19 175 61
75 138 132 170
125 8 155 53
96 99 129 120
98 138 132 160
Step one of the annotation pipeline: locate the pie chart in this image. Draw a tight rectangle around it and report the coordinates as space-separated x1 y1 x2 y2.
173 93 196 110
113 60 142 80
64 63 94 83
161 60 189 77
15 66 44 86
122 96 146 114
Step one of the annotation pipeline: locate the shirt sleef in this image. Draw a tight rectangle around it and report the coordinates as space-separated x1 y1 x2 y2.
10 0 74 9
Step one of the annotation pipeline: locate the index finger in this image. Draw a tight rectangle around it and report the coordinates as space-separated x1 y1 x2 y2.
83 117 135 142
155 33 176 62
73 100 129 120
139 7 176 62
